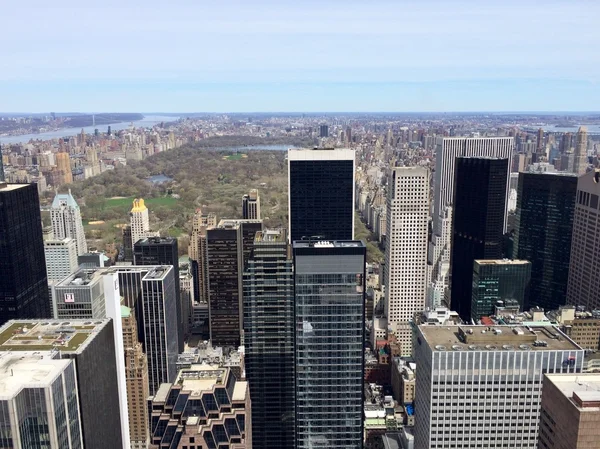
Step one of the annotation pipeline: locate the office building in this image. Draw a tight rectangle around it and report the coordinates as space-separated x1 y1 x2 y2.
188 208 217 303
513 171 577 311
0 148 4 182
573 126 589 175
0 183 51 324
44 237 78 282
288 148 355 242
293 240 366 449
122 225 133 262
450 158 508 322
50 190 87 256
122 305 150 449
207 219 262 347
319 124 329 138
243 229 295 449
179 261 193 337
130 198 150 247
148 364 251 449
567 169 600 310
539 373 600 449
55 152 73 185
383 167 429 356
0 319 124 449
471 259 531 322
414 325 584 449
547 306 600 351
52 268 106 319
242 188 261 219
134 236 182 351
0 352 83 449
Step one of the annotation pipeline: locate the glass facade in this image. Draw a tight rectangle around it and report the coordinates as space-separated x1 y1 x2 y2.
243 230 295 449
450 158 508 322
513 172 577 310
293 242 365 449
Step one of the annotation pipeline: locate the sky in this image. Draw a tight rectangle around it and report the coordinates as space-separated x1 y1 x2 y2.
2 0 600 112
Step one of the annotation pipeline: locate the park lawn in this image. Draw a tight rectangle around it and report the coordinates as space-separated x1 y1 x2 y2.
222 153 247 161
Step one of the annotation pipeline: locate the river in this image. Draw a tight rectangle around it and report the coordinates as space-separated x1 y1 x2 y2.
0 115 179 145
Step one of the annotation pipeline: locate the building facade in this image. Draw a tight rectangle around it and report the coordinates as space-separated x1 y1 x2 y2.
243 229 295 449
55 152 73 185
384 167 429 355
414 325 584 449
293 240 365 449
52 268 106 319
288 148 355 242
188 209 217 303
130 198 150 247
573 126 589 175
44 237 78 282
242 189 261 220
50 190 87 256
513 172 577 311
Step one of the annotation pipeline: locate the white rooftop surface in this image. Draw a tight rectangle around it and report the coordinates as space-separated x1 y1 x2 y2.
288 148 354 161
0 183 30 192
0 352 70 399
232 380 247 402
546 374 600 409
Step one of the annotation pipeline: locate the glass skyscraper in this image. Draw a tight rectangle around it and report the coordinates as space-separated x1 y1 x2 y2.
293 240 365 449
513 172 577 311
243 229 295 449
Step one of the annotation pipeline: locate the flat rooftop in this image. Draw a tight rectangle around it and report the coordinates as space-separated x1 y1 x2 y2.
255 229 286 243
475 259 530 266
217 219 262 229
0 319 110 354
419 325 581 352
293 240 365 248
546 374 600 410
54 268 104 288
0 183 29 192
0 352 72 399
288 148 354 161
176 364 227 395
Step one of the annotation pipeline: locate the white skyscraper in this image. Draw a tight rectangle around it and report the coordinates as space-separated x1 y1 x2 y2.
51 190 88 256
384 167 429 356
130 198 150 246
44 237 79 282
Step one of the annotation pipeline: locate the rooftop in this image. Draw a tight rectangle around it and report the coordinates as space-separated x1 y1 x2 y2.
216 218 262 229
288 147 354 161
474 259 530 266
176 364 227 394
0 319 110 354
51 190 79 209
293 240 365 248
54 268 104 288
0 183 30 192
136 236 176 245
418 325 581 352
255 228 286 243
545 374 600 410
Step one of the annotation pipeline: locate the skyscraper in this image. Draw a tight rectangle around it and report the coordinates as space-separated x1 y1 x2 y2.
573 126 589 175
50 190 88 256
450 157 508 322
52 268 106 319
188 209 217 303
130 198 150 246
567 169 600 309
319 124 329 138
44 237 78 282
288 148 355 242
134 236 182 351
513 171 577 311
0 146 4 183
242 188 261 219
414 325 583 449
471 259 531 321
0 183 51 324
293 240 365 449
243 229 295 449
55 152 73 185
383 167 429 356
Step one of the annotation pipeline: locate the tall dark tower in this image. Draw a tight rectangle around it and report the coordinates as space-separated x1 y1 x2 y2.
243 229 295 449
288 148 355 242
450 157 508 322
0 183 51 324
0 145 5 183
513 172 577 310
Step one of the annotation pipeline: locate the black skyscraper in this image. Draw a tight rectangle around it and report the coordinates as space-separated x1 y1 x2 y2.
0 183 51 323
134 236 182 351
288 149 355 242
513 172 577 310
450 158 508 322
243 229 295 449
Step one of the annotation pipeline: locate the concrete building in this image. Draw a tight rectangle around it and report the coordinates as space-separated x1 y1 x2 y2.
242 188 261 219
414 325 584 449
55 152 73 184
148 364 251 449
129 198 150 247
539 373 600 449
50 190 87 256
44 237 78 282
188 209 217 303
0 352 83 449
567 169 600 310
573 126 589 175
383 167 429 356
547 306 600 352
52 268 106 319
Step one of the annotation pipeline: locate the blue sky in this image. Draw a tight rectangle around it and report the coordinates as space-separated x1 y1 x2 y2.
2 0 599 112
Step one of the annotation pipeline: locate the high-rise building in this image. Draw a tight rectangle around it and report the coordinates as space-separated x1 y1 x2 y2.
243 229 295 449
122 225 133 262
148 364 251 449
0 146 4 183
537 127 545 153
122 305 150 449
383 167 429 356
288 148 355 242
293 240 365 449
44 237 78 282
50 190 88 256
414 325 584 449
188 209 217 303
242 188 261 219
567 169 600 310
134 236 182 351
573 126 589 175
0 183 51 324
130 198 150 247
450 157 508 322
52 268 106 319
0 352 84 449
206 219 262 347
55 152 73 185
346 125 352 144
319 124 329 138
513 172 577 311
471 259 531 322
0 319 124 449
